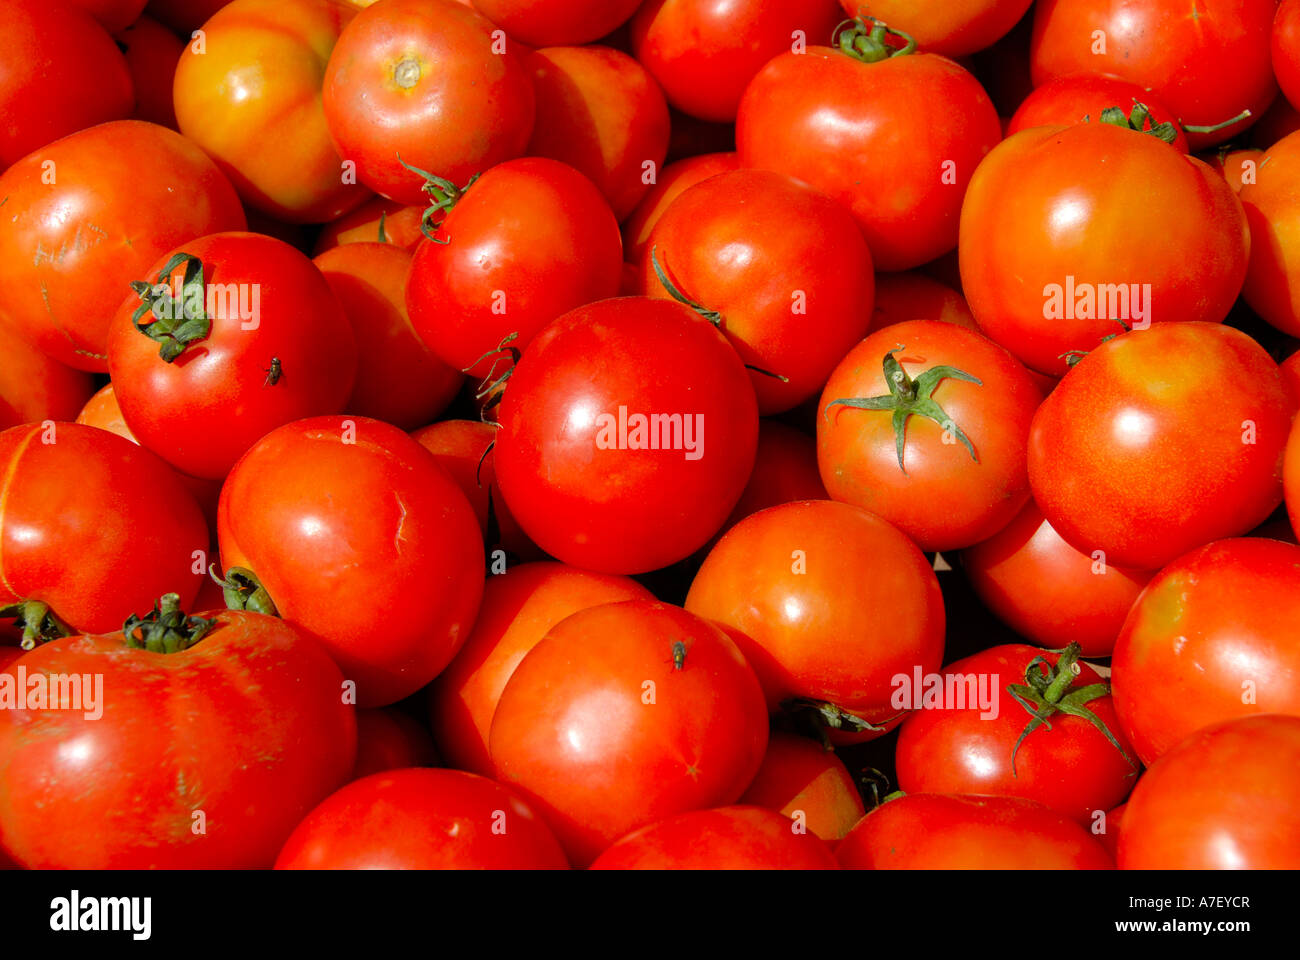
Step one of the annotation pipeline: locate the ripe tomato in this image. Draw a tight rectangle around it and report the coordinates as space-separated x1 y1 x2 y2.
313 196 425 254
641 169 874 414
895 644 1137 824
961 499 1152 657
837 794 1115 869
174 0 372 222
0 326 94 432
0 422 208 637
870 272 979 333
473 0 641 48
631 0 844 123
1027 324 1292 570
495 297 758 575
0 601 355 868
1119 715 1300 869
1112 538 1300 766
838 1 1034 57
685 500 945 736
621 152 738 264
429 561 652 774
1276 0 1300 112
525 45 670 220
147 0 232 32
591 806 840 870
1289 417 1300 535
218 416 484 707
107 232 357 479
322 0 535 205
959 122 1249 376
115 16 184 129
314 242 462 429
737 21 1002 271
70 0 148 31
1007 73 1189 152
488 599 769 866
275 768 568 869
713 421 827 547
1031 0 1277 149
352 708 438 779
737 734 865 845
1205 144 1264 195
1096 802 1125 860
0 121 245 372
819 320 1043 553
0 1 133 168
405 157 623 375
1241 130 1300 336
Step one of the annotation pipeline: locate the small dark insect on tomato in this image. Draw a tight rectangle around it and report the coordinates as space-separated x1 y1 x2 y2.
264 357 283 387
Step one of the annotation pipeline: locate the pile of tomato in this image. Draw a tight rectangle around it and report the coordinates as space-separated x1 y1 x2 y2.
1 0 1299 872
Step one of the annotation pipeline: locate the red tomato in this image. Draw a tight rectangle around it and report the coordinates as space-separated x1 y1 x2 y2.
1027 324 1292 570
107 232 357 479
405 157 623 375
1241 130 1300 336
0 602 356 868
621 152 738 264
0 422 208 637
0 121 245 372
1031 0 1277 149
631 0 844 123
895 644 1138 824
275 768 568 869
837 794 1114 869
870 272 980 333
429 561 653 774
525 45 670 220
714 421 828 546
488 599 769 866
312 196 426 254
0 326 94 431
1097 802 1125 860
322 0 535 205
473 0 642 49
1112 538 1300 766
1276 0 1300 112
1119 715 1300 869
218 416 484 707
70 0 148 31
1289 416 1300 535
838 0 1034 57
314 242 462 429
685 500 945 736
115 16 184 129
1007 73 1189 151
959 122 1249 376
146 0 232 32
737 734 865 845
1203 144 1264 195
174 0 372 222
737 23 1002 271
591 806 840 869
0 1 133 168
495 297 759 575
352 708 438 779
961 499 1152 657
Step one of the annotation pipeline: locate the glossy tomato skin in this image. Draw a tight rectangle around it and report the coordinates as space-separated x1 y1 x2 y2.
1119 715 1300 869
0 2 133 169
0 609 356 869
738 45 1001 271
116 16 185 129
0 326 94 432
429 561 652 775
685 500 945 731
174 0 372 222
1027 324 1292 571
472 0 640 46
961 499 1151 657
219 416 484 707
839 1 1033 57
525 45 670 220
322 0 535 205
1276 0 1300 112
314 242 462 429
818 321 1041 552
276 768 568 869
1241 131 1300 336
0 121 245 372
0 422 208 634
1031 0 1277 149
1112 538 1300 767
621 152 738 264
488 599 769 867
1007 73 1189 152
895 645 1137 824
495 297 759 575
352 708 438 780
641 169 874 414
737 734 865 845
405 158 623 374
959 123 1249 377
631 0 844 123
591 806 840 870
837 794 1115 869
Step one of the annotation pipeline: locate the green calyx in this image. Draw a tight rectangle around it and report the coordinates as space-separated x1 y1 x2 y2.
128 253 212 362
833 17 917 63
470 332 521 423
823 345 981 475
1058 318 1132 368
397 154 479 244
1097 102 1180 144
0 600 74 650
208 565 278 617
123 594 216 654
1006 642 1137 777
783 696 903 750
